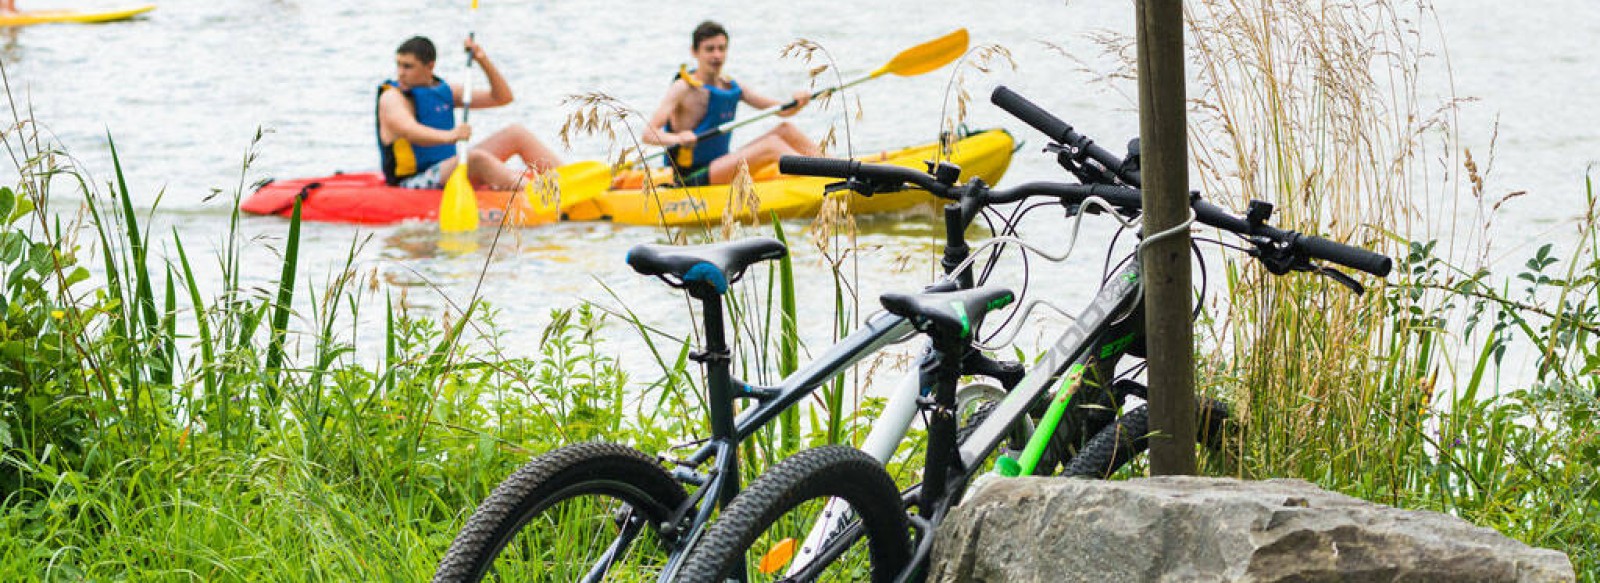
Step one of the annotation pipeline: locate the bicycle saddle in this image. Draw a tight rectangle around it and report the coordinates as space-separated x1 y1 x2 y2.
879 285 1015 340
626 236 788 296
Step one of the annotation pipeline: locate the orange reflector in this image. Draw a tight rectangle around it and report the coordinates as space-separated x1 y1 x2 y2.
757 538 799 575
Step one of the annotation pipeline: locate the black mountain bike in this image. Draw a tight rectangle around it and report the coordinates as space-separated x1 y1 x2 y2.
433 130 1093 581
675 87 1393 582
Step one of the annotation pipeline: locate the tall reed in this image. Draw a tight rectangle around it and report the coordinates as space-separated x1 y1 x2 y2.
1171 0 1597 574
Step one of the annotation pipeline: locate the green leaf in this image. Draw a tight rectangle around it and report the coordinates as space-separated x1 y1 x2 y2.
0 231 22 263
29 242 53 276
65 266 90 287
11 196 32 222
0 187 13 224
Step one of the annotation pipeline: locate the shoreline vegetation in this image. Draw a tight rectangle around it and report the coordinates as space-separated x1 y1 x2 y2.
3 0 1598 580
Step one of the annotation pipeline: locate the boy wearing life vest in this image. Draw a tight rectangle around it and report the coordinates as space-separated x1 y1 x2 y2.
377 36 563 190
642 21 822 187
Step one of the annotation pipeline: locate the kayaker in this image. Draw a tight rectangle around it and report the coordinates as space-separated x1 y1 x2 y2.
642 21 823 186
377 36 563 190
0 1 15 15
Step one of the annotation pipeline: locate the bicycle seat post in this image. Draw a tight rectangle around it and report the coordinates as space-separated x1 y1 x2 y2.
676 281 742 514
624 236 789 510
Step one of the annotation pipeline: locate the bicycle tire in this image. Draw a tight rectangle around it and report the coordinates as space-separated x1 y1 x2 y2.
434 442 687 582
676 446 911 583
1060 398 1230 479
1032 377 1125 475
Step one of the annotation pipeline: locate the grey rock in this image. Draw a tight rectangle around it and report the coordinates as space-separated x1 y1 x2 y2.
927 477 1574 582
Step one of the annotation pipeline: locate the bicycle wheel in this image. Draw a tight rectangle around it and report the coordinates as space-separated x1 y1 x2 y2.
1060 397 1230 478
1031 376 1127 475
676 446 911 583
954 382 1033 449
434 442 687 582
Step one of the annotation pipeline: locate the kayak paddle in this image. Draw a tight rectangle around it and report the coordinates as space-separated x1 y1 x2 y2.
521 160 611 221
439 0 480 233
657 28 971 167
551 29 970 215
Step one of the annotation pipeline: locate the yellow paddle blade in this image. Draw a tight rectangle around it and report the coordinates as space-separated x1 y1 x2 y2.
553 160 614 210
870 28 969 78
440 162 479 232
757 538 799 575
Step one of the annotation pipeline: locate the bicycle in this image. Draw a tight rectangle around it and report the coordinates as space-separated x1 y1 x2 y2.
432 130 1098 581
675 87 1394 582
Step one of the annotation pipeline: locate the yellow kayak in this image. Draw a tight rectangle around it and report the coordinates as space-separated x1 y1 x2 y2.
0 4 155 26
565 128 1014 227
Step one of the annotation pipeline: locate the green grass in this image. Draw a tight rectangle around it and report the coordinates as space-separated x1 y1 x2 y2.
0 124 678 579
1179 0 1600 577
2 1 1597 578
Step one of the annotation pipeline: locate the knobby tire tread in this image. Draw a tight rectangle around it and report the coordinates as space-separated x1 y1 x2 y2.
676 445 911 583
433 441 686 582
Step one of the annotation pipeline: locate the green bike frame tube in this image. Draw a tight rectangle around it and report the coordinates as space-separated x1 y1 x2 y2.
1000 363 1085 476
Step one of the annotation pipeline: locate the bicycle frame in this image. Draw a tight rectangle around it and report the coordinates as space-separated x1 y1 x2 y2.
639 298 914 580
775 260 1144 581
885 259 1146 581
657 297 1026 579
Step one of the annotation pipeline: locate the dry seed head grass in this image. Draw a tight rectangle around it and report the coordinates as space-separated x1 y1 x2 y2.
720 160 762 240
807 194 857 265
1154 0 1477 466
560 92 653 183
561 91 679 233
559 92 635 150
1055 1 1475 456
782 38 856 158
939 44 1016 156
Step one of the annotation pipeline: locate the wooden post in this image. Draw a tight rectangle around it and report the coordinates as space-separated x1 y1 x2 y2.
1136 0 1196 475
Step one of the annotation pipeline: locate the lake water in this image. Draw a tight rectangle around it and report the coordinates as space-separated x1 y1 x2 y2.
1 0 1593 386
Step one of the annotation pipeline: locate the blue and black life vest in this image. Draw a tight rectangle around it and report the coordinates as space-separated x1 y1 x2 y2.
663 70 741 173
377 77 457 185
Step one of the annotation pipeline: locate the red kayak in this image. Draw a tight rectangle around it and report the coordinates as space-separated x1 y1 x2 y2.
240 172 553 226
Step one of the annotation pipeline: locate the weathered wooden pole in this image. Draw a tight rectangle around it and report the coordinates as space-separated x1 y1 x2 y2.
1137 0 1196 475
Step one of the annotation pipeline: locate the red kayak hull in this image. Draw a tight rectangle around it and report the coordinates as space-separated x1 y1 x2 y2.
239 172 550 226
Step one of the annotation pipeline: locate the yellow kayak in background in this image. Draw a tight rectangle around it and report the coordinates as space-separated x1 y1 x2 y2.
0 4 154 26
565 128 1015 227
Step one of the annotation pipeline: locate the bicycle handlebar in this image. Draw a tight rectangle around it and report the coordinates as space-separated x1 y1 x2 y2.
777 156 1393 277
778 156 945 193
991 86 1140 186
1190 200 1391 276
777 157 859 180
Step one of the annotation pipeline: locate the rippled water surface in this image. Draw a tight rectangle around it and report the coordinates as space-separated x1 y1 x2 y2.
1 0 1594 379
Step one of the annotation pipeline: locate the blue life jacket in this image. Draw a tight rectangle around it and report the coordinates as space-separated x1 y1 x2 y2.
663 71 741 173
377 77 457 185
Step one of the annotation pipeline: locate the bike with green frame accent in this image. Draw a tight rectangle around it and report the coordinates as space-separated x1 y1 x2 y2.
431 135 1087 581
674 86 1395 582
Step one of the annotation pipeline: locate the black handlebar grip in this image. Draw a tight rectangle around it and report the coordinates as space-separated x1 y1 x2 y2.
778 156 859 179
991 86 1072 144
1293 234 1393 277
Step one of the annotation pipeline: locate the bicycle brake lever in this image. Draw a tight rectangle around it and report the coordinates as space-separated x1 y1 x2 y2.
1247 236 1306 276
1315 266 1366 295
823 180 856 195
823 178 904 197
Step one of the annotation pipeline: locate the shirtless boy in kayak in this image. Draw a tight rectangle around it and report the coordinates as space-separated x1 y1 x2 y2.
641 21 822 186
377 36 562 190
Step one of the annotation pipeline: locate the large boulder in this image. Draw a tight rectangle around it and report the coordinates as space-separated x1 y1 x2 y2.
928 476 1574 582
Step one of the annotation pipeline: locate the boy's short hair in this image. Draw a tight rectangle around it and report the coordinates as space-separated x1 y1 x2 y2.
397 36 437 64
692 21 727 50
